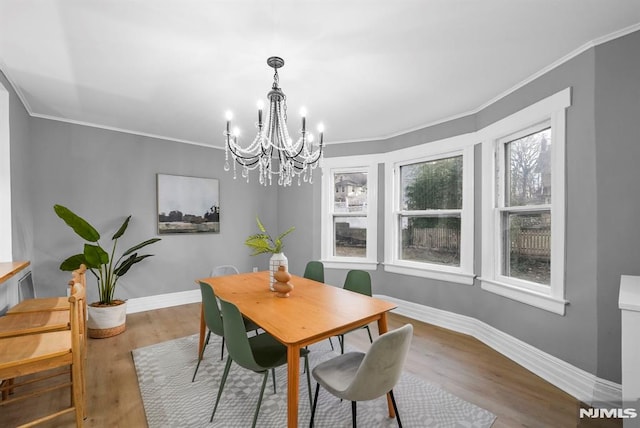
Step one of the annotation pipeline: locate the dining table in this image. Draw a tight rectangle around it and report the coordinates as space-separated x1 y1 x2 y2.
197 270 398 428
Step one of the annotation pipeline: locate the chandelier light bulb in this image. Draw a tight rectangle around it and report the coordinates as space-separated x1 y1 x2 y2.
225 110 233 121
232 127 240 137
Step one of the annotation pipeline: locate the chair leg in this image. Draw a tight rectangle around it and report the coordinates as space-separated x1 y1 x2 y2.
351 401 357 428
365 325 373 343
210 356 232 422
328 337 335 350
389 389 402 428
309 383 320 428
192 330 211 382
338 335 344 354
271 368 277 393
304 355 312 408
221 336 225 361
252 371 269 428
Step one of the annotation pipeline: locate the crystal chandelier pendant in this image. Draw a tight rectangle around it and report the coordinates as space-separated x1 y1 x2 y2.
224 57 324 187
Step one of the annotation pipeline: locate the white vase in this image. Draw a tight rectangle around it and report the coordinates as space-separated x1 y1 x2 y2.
269 252 288 291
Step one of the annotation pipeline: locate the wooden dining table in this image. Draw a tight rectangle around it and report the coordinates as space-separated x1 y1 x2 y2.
197 270 397 428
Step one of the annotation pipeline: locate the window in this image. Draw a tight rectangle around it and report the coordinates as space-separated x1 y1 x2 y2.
480 88 570 315
384 135 475 284
321 155 378 270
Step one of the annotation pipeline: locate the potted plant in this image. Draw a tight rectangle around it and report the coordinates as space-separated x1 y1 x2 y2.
54 204 161 338
244 216 294 290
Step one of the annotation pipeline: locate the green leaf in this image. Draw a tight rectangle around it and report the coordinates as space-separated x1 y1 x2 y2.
115 254 153 277
256 216 267 233
112 216 131 240
121 238 162 257
54 204 100 242
84 244 109 267
276 226 295 242
59 254 87 271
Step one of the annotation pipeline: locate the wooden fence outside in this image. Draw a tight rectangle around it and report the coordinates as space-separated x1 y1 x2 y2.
405 227 551 258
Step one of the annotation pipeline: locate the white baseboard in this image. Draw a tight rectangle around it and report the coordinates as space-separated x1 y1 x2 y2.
124 289 621 406
125 289 201 314
376 294 622 407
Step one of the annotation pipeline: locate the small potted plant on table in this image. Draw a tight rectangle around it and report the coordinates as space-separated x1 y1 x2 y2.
244 216 294 290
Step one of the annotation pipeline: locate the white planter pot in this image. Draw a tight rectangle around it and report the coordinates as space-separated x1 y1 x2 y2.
269 253 288 291
87 300 127 338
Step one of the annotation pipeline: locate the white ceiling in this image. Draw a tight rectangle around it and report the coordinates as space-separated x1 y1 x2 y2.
1 1 640 147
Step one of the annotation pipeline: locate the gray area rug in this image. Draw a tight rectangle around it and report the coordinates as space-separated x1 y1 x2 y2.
132 334 496 427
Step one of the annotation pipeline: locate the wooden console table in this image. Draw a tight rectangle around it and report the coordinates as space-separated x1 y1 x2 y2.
0 261 30 285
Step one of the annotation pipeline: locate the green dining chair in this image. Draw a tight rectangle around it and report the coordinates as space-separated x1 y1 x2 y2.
338 270 374 353
310 324 414 428
303 261 334 351
303 261 324 283
211 298 313 427
192 281 259 382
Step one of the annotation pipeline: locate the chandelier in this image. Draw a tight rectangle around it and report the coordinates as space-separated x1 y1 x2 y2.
224 56 324 186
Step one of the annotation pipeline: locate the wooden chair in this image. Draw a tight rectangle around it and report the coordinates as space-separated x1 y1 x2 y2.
0 271 87 426
6 265 87 315
0 266 86 339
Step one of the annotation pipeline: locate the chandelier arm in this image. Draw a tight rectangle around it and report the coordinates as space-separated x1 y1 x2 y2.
226 140 261 162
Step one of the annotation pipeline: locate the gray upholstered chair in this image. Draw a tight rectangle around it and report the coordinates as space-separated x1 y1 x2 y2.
210 265 240 277
309 323 413 427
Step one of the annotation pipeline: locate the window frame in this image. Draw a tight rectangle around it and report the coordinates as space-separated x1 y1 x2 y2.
384 134 476 285
320 154 379 270
479 88 571 315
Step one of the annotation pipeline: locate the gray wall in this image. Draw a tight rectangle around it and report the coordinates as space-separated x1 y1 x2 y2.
2 70 33 263
26 118 278 303
594 31 640 382
282 30 640 383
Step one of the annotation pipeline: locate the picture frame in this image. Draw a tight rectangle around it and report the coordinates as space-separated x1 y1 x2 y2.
157 174 220 234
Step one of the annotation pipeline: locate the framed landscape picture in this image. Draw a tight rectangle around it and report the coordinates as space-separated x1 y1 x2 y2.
157 174 220 234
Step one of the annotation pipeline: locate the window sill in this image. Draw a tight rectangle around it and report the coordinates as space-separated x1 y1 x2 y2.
479 278 568 315
321 260 379 271
383 263 475 285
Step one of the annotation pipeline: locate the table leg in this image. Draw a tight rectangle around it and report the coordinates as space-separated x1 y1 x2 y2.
287 344 300 428
198 304 205 358
377 312 396 419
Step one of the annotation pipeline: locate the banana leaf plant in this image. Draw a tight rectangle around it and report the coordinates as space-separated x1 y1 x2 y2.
54 204 161 305
244 216 295 255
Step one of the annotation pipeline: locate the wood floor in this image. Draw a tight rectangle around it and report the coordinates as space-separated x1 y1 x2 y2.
2 303 621 427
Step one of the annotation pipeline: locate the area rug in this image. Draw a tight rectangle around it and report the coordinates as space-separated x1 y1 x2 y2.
132 334 496 427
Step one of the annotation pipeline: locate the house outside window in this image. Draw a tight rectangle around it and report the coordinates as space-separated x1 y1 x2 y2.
321 155 378 270
384 134 475 284
480 88 570 315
